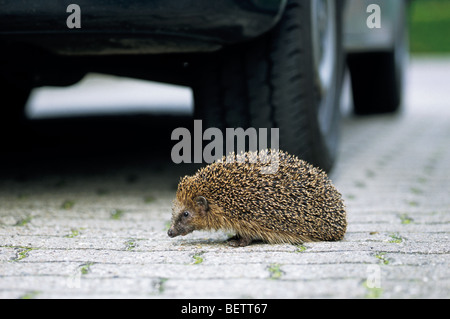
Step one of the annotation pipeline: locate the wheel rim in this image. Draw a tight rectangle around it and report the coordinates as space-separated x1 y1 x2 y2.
311 0 337 136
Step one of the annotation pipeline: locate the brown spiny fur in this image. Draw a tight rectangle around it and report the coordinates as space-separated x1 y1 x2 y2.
168 150 346 246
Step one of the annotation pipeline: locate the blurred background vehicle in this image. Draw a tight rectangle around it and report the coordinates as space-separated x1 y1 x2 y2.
0 0 410 172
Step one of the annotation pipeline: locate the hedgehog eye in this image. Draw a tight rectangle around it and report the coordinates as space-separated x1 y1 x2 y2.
182 211 190 218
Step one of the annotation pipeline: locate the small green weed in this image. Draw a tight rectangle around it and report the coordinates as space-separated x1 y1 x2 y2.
399 214 414 225
80 262 94 275
61 200 75 210
110 209 124 220
192 253 204 265
268 263 283 280
375 252 389 265
389 233 403 243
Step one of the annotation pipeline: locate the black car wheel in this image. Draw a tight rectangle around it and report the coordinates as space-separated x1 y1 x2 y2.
194 0 344 172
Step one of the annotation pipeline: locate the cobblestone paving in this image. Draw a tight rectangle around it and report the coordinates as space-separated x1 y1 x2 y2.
0 57 449 298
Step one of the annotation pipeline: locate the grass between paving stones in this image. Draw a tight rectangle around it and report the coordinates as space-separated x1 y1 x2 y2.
79 262 94 275
8 246 36 262
61 200 75 210
407 200 419 207
267 263 283 280
144 195 155 203
295 245 307 253
398 213 414 225
124 239 144 251
14 215 32 226
191 253 204 265
375 252 390 265
155 278 168 294
110 209 124 220
388 233 404 244
65 228 82 238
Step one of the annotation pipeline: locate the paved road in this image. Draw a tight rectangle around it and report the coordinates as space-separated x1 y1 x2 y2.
0 57 449 298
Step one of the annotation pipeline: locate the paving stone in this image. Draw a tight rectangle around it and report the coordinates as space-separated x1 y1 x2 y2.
0 58 449 298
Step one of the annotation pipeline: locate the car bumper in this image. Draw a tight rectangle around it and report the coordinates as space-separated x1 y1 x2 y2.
0 0 286 55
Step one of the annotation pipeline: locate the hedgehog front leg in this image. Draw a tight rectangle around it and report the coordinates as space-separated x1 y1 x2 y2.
227 235 253 247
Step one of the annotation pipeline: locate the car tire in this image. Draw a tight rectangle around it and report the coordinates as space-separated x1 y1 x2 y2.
193 0 344 172
0 79 30 141
347 3 408 115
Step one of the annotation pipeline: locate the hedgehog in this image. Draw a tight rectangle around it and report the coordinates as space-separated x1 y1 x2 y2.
168 149 346 247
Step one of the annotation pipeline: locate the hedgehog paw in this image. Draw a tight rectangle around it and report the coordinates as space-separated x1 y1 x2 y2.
227 235 252 247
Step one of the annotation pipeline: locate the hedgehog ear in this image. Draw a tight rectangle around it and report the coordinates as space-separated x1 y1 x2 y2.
194 196 209 211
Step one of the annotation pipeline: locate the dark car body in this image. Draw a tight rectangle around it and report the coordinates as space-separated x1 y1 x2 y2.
0 0 409 171
0 0 286 55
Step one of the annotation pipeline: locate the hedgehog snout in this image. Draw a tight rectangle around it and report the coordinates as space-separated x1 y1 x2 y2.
168 227 177 238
